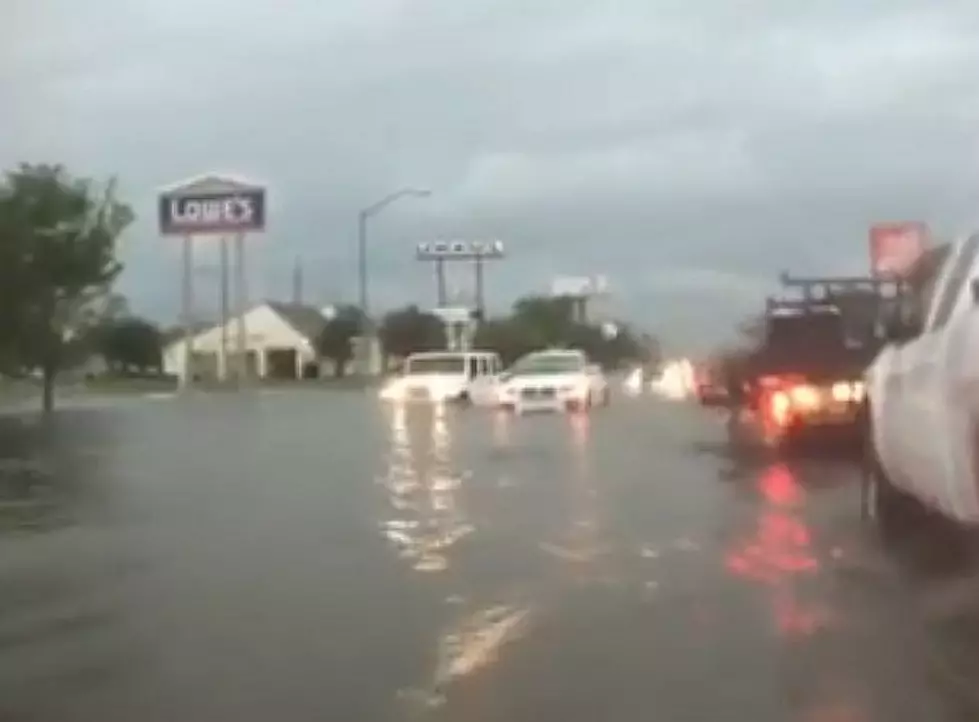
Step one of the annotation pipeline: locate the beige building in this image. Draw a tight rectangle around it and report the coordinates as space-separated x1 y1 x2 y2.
163 301 335 383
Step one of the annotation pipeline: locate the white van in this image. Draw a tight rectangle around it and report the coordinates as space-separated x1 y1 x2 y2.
379 350 503 404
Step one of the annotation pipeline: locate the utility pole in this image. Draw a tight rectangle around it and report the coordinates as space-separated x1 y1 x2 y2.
292 257 304 305
219 236 230 381
234 232 248 382
180 235 194 391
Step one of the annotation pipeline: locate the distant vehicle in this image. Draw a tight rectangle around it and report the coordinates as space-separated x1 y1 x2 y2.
716 283 890 450
864 233 979 534
379 350 503 404
496 349 609 414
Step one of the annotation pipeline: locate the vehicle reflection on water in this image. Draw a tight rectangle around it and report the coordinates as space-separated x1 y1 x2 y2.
378 403 474 573
379 404 534 712
538 412 614 583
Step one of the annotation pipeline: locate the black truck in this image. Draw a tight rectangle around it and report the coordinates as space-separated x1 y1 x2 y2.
720 272 910 451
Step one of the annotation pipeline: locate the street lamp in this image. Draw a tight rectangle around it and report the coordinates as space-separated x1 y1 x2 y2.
357 187 431 327
356 187 431 375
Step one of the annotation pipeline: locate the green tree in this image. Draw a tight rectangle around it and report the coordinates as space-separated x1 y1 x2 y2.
472 317 541 366
317 305 364 378
95 316 163 374
0 164 132 411
379 305 444 361
510 295 577 345
475 294 651 369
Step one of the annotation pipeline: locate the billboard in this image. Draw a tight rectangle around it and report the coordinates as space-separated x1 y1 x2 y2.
870 222 928 278
416 239 505 260
159 175 266 236
550 275 608 297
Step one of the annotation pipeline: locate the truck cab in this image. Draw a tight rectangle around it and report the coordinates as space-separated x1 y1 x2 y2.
865 233 979 528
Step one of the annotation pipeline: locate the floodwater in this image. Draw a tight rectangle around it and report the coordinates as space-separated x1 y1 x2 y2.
0 389 978 721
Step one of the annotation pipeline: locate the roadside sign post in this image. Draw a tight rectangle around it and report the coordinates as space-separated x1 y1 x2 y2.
549 275 610 324
181 234 194 391
234 231 248 382
416 240 505 321
158 175 267 390
219 236 230 381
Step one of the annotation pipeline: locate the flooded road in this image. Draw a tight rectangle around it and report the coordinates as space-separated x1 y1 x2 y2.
0 390 976 721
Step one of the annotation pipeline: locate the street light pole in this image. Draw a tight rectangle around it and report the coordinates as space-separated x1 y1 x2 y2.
358 209 369 323
356 187 431 372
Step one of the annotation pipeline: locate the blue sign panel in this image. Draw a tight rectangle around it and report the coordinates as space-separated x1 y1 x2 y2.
159 189 266 235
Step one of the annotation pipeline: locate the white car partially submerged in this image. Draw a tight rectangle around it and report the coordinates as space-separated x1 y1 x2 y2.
496 349 609 413
379 351 503 404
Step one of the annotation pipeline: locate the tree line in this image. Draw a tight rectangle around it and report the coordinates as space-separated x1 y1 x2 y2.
319 295 658 376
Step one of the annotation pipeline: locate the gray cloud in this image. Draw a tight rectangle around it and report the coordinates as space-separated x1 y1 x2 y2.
5 0 979 351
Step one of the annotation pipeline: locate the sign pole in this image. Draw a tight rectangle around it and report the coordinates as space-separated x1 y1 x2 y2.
181 234 195 392
436 257 447 307
234 232 249 384
474 253 485 317
219 235 230 382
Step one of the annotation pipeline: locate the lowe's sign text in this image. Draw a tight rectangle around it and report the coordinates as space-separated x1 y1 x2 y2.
159 189 266 235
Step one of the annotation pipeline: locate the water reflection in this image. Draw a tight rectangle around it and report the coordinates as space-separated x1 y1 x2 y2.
539 413 611 581
725 463 832 638
379 405 473 573
0 411 108 533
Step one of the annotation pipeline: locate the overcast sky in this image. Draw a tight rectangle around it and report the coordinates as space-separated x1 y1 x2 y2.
6 0 979 350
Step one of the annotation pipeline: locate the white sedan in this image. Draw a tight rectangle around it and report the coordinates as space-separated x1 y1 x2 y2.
496 349 610 413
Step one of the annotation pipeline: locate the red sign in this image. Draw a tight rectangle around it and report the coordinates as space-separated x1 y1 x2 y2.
869 222 928 278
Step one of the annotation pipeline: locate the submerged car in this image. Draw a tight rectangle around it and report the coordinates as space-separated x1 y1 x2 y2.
496 349 609 413
379 350 503 404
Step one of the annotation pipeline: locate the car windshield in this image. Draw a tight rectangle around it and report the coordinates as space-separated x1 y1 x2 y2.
405 356 466 374
509 353 584 375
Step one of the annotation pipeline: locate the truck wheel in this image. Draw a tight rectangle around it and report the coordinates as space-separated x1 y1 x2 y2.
863 439 925 544
726 407 752 450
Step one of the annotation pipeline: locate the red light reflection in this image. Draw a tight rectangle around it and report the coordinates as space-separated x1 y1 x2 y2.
725 464 832 638
759 463 804 507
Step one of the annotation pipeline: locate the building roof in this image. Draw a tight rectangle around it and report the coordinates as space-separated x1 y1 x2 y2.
163 302 330 350
265 301 330 343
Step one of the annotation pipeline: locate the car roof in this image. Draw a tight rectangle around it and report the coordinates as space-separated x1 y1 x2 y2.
528 349 585 357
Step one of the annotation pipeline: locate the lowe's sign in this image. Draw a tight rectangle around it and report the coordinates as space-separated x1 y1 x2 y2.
159 188 266 236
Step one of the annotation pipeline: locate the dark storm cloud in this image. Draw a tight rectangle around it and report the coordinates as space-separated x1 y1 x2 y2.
5 0 979 350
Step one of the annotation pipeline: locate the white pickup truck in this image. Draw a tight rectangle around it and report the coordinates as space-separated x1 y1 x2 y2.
864 233 979 534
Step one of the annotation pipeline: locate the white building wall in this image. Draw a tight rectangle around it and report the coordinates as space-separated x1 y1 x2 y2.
163 304 318 382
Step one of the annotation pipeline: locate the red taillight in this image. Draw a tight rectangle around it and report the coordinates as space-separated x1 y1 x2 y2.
757 375 815 429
